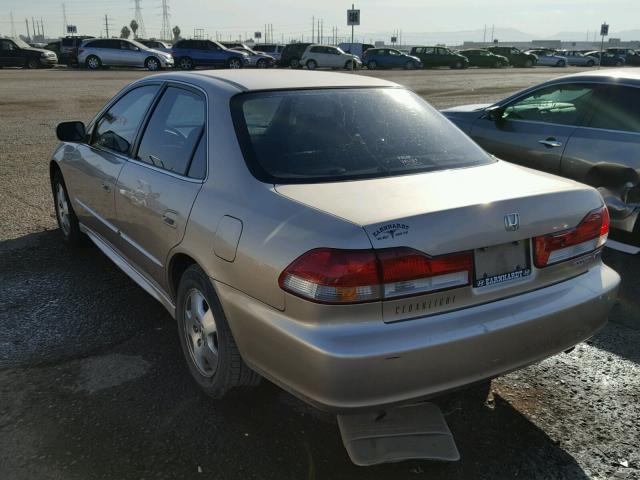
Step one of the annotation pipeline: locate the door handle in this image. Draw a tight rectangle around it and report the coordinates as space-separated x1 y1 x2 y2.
162 210 177 228
538 138 563 148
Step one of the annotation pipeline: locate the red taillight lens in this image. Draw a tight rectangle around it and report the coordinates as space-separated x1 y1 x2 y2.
534 206 609 268
279 247 472 304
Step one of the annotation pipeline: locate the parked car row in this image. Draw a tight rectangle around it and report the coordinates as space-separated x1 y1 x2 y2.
4 35 639 72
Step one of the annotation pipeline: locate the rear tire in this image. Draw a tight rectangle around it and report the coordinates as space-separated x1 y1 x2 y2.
306 59 317 70
176 265 261 399
178 56 194 70
367 60 377 70
85 55 101 70
51 170 84 247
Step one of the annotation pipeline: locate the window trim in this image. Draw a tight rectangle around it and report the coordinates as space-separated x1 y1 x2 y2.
88 79 209 183
89 83 163 157
491 80 640 132
130 81 209 182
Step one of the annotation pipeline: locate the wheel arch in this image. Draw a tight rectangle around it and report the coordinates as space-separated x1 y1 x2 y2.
168 252 200 300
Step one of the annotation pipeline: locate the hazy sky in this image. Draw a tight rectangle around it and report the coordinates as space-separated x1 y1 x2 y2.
2 0 639 42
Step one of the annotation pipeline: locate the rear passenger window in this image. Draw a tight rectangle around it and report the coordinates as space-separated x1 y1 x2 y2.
587 86 640 133
136 86 206 176
92 85 159 154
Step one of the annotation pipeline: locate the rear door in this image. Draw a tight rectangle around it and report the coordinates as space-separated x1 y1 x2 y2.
114 84 207 287
561 83 640 192
470 82 598 174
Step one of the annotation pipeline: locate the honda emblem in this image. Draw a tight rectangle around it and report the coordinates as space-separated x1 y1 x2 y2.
504 213 520 231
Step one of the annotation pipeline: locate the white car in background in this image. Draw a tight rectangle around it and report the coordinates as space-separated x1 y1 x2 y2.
301 45 361 70
138 39 172 54
78 38 173 71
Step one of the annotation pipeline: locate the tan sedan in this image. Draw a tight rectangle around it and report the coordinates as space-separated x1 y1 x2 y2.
51 70 619 412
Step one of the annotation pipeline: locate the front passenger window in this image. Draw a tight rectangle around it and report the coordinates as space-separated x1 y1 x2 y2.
136 86 206 176
92 85 159 154
502 84 596 126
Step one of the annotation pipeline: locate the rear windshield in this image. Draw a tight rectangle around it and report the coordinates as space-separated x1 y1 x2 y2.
231 88 493 184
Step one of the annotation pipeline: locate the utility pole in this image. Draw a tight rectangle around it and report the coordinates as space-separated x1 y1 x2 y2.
32 17 36 40
491 24 495 43
40 17 45 39
483 24 487 43
103 14 112 38
10 11 16 38
25 18 31 42
62 3 68 36
160 0 171 41
312 16 314 45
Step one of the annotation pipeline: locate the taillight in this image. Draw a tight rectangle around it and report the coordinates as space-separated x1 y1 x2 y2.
278 247 472 304
533 206 609 268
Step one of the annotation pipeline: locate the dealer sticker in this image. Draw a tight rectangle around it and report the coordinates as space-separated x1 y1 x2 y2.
474 268 531 288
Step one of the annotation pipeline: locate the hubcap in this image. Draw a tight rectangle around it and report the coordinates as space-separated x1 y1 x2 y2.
88 58 98 69
56 183 71 235
230 59 241 69
180 58 191 69
148 59 159 70
184 289 218 377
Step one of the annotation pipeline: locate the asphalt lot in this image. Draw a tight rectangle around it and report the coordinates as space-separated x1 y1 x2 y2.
1 66 639 479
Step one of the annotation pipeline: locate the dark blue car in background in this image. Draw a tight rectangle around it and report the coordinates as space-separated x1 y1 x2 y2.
362 48 423 70
171 39 249 70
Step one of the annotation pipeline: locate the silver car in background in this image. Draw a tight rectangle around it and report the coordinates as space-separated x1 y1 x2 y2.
557 50 597 67
252 43 284 63
78 38 173 71
443 69 640 252
50 70 618 414
526 49 568 67
230 47 275 68
138 39 172 54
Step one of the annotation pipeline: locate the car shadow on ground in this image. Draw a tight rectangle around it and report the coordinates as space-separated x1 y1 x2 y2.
0 229 168 368
0 322 590 480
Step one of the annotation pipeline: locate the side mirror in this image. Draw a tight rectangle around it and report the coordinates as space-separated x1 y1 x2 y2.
484 106 506 126
56 121 86 142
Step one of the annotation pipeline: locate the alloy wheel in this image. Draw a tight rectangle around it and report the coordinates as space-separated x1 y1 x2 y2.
55 183 71 236
367 61 377 70
147 58 160 71
87 57 100 69
179 57 193 70
229 58 241 69
183 289 219 378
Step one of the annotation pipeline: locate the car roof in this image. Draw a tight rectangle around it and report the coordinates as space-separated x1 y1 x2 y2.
142 70 400 93
532 68 640 88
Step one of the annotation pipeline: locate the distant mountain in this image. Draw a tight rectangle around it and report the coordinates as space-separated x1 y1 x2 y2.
398 27 536 45
540 29 640 41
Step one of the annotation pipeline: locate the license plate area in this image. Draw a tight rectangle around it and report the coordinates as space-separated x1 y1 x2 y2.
474 240 531 288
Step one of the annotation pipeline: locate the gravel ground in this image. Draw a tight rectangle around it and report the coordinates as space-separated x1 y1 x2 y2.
0 66 639 479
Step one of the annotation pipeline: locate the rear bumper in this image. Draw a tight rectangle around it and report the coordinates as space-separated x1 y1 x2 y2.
217 263 619 412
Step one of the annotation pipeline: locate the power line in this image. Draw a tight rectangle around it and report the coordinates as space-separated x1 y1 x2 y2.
133 0 146 38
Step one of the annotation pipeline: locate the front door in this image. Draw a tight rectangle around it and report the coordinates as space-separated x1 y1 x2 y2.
0 39 20 66
471 82 599 174
115 84 207 287
65 84 161 244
